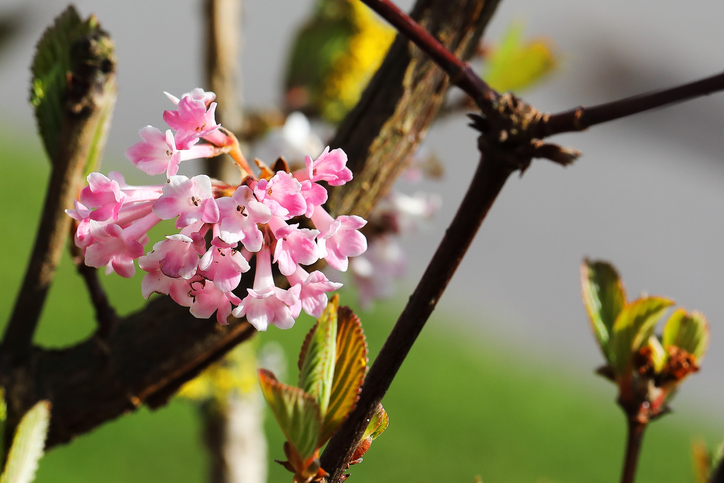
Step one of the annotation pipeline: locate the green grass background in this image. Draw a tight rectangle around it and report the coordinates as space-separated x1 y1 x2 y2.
1 132 720 482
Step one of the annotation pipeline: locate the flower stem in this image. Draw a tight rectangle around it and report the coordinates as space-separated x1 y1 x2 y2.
621 418 647 483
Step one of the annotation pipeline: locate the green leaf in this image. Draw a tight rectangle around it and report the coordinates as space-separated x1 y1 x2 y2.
30 6 116 173
320 305 368 444
645 335 667 373
662 309 710 362
580 259 626 358
483 21 557 93
350 404 389 464
259 369 321 462
30 6 93 161
610 297 673 375
0 401 51 483
361 404 389 441
298 296 338 416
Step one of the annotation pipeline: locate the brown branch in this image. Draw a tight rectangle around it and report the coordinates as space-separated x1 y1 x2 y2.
620 419 647 483
321 125 522 481
361 0 724 143
328 0 501 219
204 0 243 183
358 0 498 112
75 262 117 338
16 296 256 448
2 27 117 363
539 70 724 136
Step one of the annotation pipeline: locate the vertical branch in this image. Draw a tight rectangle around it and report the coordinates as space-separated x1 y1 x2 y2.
620 419 647 483
204 0 243 182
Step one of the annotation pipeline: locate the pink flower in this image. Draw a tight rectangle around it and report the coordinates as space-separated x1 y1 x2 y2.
312 208 367 272
270 220 320 276
301 146 352 186
163 91 220 149
126 126 216 178
216 185 271 251
139 257 194 307
78 172 125 221
83 212 160 277
153 175 219 228
286 267 343 318
298 180 327 217
165 88 216 107
253 172 306 219
140 233 206 280
69 88 365 332
232 247 300 331
188 277 242 325
198 241 250 292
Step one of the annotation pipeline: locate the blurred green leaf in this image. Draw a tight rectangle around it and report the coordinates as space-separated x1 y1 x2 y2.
610 297 673 375
662 309 710 362
320 305 368 444
0 388 6 423
645 335 666 373
30 6 95 161
0 388 5 458
258 369 321 462
298 296 338 416
580 259 626 358
484 21 557 93
0 400 51 483
284 0 393 122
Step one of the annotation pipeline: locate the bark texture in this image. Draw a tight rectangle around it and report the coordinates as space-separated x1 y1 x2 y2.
328 0 500 219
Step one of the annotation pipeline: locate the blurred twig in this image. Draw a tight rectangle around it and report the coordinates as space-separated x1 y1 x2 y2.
204 0 243 182
620 419 647 483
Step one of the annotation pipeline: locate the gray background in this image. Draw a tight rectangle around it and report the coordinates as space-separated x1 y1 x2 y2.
1 0 723 421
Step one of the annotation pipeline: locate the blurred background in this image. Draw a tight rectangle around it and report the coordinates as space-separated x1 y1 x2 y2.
1 0 724 481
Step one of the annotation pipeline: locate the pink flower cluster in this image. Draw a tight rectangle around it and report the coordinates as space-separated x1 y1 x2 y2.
68 89 367 330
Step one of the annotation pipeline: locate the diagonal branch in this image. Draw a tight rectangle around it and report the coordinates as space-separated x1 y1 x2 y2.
328 0 500 219
363 0 724 144
539 70 724 136
358 0 499 111
321 122 523 481
28 296 256 448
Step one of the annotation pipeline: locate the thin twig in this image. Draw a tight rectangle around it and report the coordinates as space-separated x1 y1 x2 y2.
363 0 724 141
360 0 498 112
75 263 117 338
204 0 243 183
540 71 724 137
620 418 647 483
321 140 518 481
